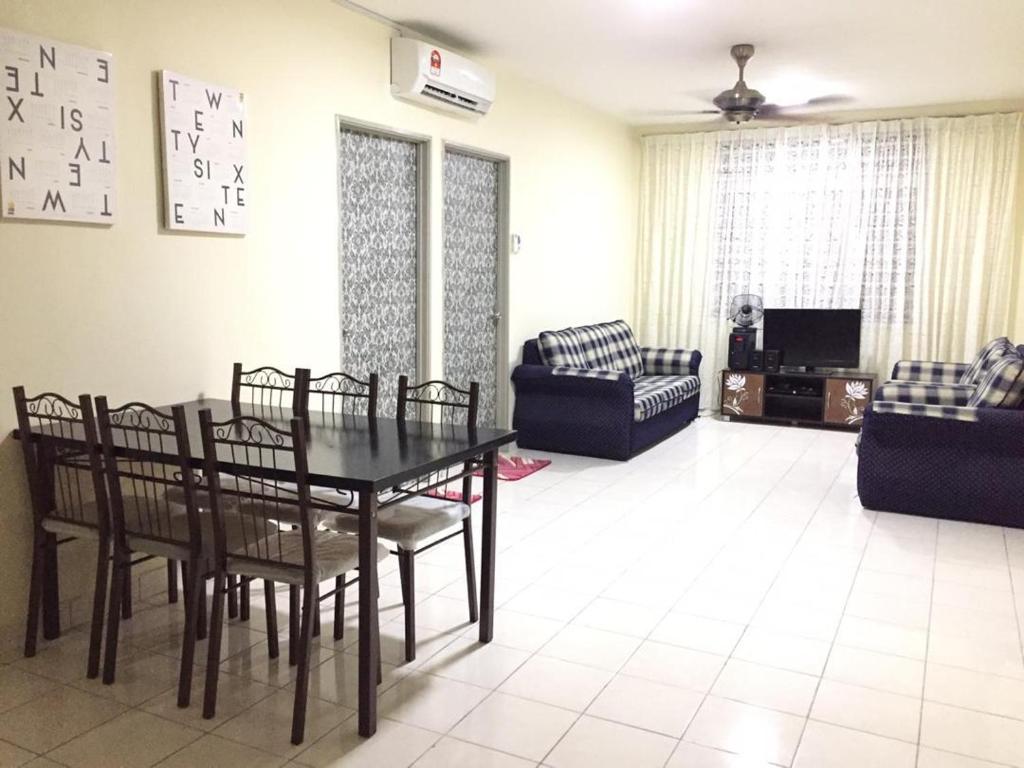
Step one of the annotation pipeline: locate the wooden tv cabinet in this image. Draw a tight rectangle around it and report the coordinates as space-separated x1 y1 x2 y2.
719 369 876 430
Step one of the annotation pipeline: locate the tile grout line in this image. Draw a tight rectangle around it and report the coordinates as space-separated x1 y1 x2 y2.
912 512 940 768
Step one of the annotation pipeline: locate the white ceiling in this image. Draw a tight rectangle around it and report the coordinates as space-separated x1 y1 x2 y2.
343 0 1024 126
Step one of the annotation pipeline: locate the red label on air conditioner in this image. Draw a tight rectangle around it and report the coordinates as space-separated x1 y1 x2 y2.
430 49 441 75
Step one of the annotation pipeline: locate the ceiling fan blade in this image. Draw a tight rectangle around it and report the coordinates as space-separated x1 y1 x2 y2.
805 94 854 108
638 109 721 117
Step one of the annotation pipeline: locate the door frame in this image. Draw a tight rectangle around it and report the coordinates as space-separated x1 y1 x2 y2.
441 141 511 428
336 115 431 385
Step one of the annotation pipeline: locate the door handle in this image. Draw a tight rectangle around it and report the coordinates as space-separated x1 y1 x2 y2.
491 312 501 323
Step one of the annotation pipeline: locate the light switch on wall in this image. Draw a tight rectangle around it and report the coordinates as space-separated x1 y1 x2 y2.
511 233 522 254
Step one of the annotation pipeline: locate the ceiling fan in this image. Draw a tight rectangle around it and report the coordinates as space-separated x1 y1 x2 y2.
660 44 849 124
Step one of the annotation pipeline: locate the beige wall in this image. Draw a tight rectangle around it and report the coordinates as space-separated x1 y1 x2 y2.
0 0 639 638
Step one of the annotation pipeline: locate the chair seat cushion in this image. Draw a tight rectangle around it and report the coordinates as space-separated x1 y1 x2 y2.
42 494 160 540
227 528 389 584
324 495 470 550
633 374 701 422
129 507 274 562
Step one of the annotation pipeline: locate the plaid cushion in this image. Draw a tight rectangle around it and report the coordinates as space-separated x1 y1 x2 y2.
874 382 972 406
538 329 588 368
961 337 1015 385
633 374 700 422
870 401 979 423
640 347 699 376
573 320 644 379
891 360 970 385
967 353 1024 408
550 366 625 382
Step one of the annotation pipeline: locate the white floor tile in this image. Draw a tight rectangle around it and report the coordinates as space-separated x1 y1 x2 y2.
920 701 1024 766
683 696 805 766
835 615 928 660
450 692 576 760
666 741 777 767
546 715 677 768
649 613 745 656
539 625 641 671
48 710 201 768
570 598 662 637
412 736 536 767
824 645 925 697
810 679 921 742
376 673 490 733
213 689 352 758
420 636 530 689
0 685 126 754
620 640 726 693
587 673 703 737
794 720 917 767
732 627 832 676
293 715 438 768
925 664 1024 722
157 733 286 767
711 658 819 716
917 746 1014 767
498 655 612 711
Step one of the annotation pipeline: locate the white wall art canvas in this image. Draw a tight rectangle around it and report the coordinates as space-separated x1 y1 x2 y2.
0 27 116 223
159 70 247 234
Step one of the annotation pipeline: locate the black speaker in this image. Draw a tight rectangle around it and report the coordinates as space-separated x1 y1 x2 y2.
764 349 780 373
728 328 757 371
749 351 763 371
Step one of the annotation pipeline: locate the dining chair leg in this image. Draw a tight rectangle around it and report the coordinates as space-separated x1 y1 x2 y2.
42 532 61 640
202 570 228 720
291 581 316 745
167 559 179 604
462 518 479 623
86 535 111 679
121 564 132 619
264 580 279 659
240 579 250 622
313 584 321 638
227 575 239 619
177 555 203 708
398 549 416 662
288 585 300 666
23 535 45 658
197 576 208 641
102 548 127 684
333 574 345 641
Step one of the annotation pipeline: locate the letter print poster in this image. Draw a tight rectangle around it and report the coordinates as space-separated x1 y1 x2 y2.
159 70 246 234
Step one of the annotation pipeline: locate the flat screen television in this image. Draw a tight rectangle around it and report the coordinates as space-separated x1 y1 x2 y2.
762 308 862 369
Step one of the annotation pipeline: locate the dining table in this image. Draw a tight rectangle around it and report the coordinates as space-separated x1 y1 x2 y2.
14 396 518 737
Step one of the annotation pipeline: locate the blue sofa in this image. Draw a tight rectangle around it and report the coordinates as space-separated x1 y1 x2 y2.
511 320 701 460
857 339 1024 526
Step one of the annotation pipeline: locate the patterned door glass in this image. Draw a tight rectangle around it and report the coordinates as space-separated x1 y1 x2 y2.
339 129 419 417
443 151 500 427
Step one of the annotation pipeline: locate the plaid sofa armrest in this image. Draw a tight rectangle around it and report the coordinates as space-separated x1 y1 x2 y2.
550 366 628 382
640 347 702 376
874 381 972 406
890 360 970 384
869 401 979 423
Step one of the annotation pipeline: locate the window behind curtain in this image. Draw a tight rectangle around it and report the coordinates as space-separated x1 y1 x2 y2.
708 122 923 323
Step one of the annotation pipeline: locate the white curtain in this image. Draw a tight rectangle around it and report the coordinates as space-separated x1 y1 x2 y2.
635 112 1024 410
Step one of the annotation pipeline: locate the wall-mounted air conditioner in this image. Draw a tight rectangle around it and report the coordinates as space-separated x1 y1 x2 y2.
390 37 495 116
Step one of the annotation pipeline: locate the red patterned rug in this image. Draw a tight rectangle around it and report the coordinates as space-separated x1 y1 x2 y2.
474 454 552 481
425 455 551 504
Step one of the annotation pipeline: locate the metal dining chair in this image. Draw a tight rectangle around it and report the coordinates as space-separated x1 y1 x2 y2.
198 409 388 745
167 364 310 623
13 388 112 679
304 370 378 640
322 375 480 661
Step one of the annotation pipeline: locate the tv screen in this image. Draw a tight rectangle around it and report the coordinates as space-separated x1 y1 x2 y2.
762 309 862 369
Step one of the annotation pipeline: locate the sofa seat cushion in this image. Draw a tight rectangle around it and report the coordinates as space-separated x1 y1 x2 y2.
633 375 700 422
573 320 645 378
538 329 589 368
